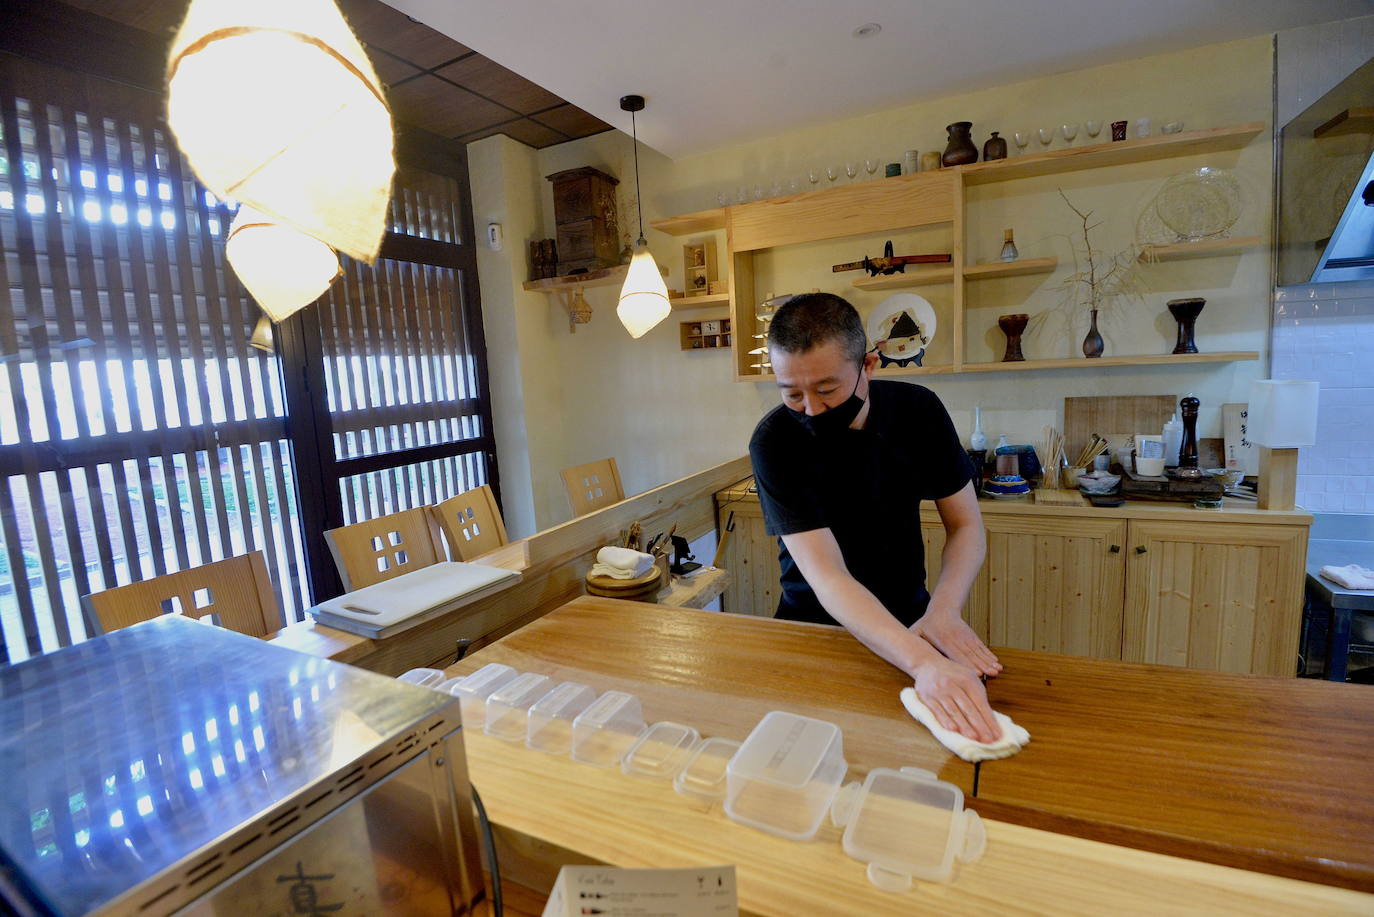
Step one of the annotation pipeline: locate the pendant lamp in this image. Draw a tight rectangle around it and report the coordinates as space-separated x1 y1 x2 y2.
226 207 341 322
166 0 394 318
616 95 670 339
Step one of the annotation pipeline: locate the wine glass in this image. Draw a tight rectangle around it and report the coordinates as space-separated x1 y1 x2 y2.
864 158 879 178
825 165 840 183
1085 120 1102 138
1014 132 1030 155
845 161 858 182
716 190 730 207
1037 127 1053 148
788 176 802 194
736 187 749 205
808 167 821 186
753 184 765 201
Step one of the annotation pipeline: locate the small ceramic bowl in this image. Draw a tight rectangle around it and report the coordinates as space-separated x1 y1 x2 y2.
1206 467 1243 488
1076 469 1121 495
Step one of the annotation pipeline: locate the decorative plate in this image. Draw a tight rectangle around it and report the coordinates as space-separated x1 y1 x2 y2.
1152 167 1242 242
866 293 937 368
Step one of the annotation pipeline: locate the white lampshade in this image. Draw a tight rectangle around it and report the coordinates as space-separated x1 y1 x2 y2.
1247 379 1319 448
166 0 394 263
226 208 340 321
617 245 671 338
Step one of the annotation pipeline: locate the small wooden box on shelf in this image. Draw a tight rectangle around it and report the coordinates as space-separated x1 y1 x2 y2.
681 318 732 350
682 239 718 298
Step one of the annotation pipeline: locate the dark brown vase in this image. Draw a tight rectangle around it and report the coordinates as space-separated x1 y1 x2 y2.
942 122 978 166
983 131 1007 161
998 313 1028 362
1167 297 1205 354
1082 308 1104 358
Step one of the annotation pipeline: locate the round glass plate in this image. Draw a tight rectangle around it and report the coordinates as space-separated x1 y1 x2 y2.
1153 167 1241 242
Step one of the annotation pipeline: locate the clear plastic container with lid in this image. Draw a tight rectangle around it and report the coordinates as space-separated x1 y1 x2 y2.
484 672 553 741
449 663 518 728
526 681 597 754
674 737 740 802
621 722 700 780
724 711 848 840
829 766 987 891
396 668 445 688
570 690 646 767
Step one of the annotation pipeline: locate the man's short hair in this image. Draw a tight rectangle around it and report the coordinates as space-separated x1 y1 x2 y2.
768 292 868 364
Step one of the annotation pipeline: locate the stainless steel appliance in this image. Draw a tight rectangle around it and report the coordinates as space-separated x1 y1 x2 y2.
0 616 484 915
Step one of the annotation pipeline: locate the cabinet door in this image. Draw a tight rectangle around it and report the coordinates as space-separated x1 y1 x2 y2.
1123 521 1307 676
982 515 1127 659
922 522 991 642
719 504 781 617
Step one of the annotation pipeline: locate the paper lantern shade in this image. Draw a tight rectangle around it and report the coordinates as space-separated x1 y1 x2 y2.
617 247 671 338
166 0 394 263
226 209 340 322
1247 379 1319 448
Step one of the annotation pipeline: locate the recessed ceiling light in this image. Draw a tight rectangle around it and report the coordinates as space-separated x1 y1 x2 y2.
853 22 881 38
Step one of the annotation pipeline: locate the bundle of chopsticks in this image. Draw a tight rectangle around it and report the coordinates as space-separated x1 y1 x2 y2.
1074 433 1110 470
1041 426 1067 487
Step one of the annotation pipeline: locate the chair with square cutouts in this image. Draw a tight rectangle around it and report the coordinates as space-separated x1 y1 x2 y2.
429 485 508 561
82 551 282 638
324 506 442 591
561 457 625 517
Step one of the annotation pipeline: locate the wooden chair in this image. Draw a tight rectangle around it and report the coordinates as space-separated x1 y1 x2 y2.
561 457 625 517
82 551 281 637
429 485 508 561
324 506 442 591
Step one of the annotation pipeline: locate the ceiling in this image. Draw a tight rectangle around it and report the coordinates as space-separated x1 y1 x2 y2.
57 0 613 149
386 0 1374 158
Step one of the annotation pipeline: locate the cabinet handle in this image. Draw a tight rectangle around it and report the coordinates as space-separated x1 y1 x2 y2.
1109 544 1121 553
1136 545 1149 555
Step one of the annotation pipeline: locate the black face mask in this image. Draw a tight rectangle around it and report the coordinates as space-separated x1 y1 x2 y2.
791 366 865 439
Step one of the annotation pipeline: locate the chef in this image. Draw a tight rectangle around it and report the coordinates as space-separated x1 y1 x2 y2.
749 293 1001 742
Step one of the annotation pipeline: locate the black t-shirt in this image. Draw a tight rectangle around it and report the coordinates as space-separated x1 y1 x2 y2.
747 380 973 626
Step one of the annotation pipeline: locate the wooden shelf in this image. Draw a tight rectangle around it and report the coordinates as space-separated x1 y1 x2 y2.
851 266 955 291
964 257 1059 279
1138 236 1263 262
1313 107 1374 139
959 123 1264 185
522 263 666 294
960 351 1259 373
671 292 730 309
650 207 726 236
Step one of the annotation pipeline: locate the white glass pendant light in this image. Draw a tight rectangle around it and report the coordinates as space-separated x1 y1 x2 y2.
226 208 340 322
166 0 394 318
616 94 670 339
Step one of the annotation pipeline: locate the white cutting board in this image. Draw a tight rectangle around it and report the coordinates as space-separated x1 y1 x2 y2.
310 561 521 639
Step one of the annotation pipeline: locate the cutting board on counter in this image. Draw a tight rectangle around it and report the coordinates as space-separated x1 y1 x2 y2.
1064 395 1176 461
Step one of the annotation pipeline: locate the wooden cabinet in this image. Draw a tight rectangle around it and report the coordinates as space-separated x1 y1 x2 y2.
1123 521 1307 676
716 500 780 617
546 166 620 275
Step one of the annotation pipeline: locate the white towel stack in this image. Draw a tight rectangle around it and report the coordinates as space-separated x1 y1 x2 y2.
588 546 656 580
900 687 1031 763
1320 564 1374 590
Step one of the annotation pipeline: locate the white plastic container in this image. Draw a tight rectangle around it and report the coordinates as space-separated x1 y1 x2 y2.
829 766 986 891
674 737 740 802
484 672 553 741
449 663 518 729
570 690 647 768
724 711 848 840
526 681 597 755
621 722 700 780
396 668 445 688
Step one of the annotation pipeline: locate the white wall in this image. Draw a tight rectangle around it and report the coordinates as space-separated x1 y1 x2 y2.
474 35 1276 527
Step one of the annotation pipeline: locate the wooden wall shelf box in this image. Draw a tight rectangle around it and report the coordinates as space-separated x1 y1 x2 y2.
670 292 730 309
1138 235 1263 262
1312 107 1374 139
960 351 1260 373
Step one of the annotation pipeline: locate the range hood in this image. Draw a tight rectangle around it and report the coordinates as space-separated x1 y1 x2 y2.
1277 58 1374 286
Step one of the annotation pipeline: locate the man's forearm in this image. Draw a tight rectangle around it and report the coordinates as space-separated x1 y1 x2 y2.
926 521 987 618
811 573 944 676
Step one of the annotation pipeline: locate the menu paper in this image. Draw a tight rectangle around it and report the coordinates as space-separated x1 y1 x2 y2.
541 865 738 917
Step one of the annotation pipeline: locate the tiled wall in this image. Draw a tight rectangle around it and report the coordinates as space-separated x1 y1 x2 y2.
1274 16 1374 513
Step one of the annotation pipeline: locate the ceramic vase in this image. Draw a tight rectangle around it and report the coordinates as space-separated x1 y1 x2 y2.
1167 297 1205 354
998 313 1028 362
1082 309 1104 358
942 122 978 166
982 131 1007 161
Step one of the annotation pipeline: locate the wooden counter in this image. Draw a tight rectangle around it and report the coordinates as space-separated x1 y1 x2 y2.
444 598 1374 914
716 479 1313 676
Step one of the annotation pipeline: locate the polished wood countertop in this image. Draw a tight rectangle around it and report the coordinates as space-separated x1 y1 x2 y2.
445 598 1374 912
716 477 1314 526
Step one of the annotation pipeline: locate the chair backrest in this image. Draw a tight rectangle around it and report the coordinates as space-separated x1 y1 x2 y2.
561 457 625 517
429 485 508 561
82 552 281 638
324 506 442 591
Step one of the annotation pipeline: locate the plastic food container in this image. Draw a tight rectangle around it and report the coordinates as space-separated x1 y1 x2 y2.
674 737 740 802
526 681 597 754
829 766 987 891
484 672 553 741
724 711 848 840
622 722 701 780
449 663 518 729
396 668 445 688
571 690 647 768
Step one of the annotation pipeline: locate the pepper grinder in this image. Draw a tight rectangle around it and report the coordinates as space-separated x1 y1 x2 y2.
1174 395 1202 478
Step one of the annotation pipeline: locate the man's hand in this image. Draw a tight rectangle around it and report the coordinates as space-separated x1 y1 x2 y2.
911 609 1002 677
912 656 1001 744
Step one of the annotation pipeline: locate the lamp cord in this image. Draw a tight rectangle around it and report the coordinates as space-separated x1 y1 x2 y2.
631 108 645 244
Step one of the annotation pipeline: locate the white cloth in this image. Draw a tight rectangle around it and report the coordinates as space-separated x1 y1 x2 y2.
1320 564 1374 590
900 687 1031 763
589 546 655 580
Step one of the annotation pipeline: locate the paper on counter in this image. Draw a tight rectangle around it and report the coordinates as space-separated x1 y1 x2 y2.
541 865 737 917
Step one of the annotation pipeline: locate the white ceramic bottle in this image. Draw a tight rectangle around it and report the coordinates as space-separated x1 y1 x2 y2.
970 407 987 451
1162 412 1183 468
